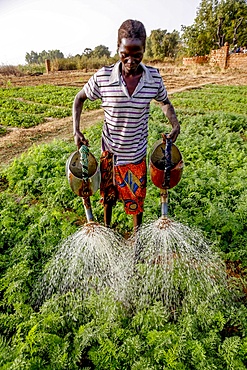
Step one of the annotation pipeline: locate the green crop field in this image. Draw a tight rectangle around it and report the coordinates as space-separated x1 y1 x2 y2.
0 84 247 369
0 85 101 128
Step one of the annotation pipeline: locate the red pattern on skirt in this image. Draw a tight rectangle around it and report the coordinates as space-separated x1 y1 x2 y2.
100 151 147 215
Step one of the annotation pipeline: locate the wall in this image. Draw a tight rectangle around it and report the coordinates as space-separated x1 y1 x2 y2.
209 44 229 69
183 44 247 70
183 55 209 66
227 53 247 69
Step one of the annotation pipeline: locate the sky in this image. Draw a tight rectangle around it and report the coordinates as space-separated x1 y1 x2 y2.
0 0 201 65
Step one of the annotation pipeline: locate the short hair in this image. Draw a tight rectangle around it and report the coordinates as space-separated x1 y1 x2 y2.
117 19 146 48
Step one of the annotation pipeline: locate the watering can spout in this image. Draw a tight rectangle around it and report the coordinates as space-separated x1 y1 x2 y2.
82 196 94 223
160 188 169 218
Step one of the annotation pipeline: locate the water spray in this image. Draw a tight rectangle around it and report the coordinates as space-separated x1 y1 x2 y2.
130 137 227 314
32 147 130 307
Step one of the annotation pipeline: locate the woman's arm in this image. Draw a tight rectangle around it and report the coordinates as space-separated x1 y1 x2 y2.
159 98 180 142
72 89 89 148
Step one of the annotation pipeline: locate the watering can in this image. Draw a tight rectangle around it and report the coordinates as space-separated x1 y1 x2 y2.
149 136 184 218
65 145 100 222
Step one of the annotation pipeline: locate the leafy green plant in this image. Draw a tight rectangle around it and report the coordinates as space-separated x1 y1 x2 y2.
0 84 247 369
0 86 101 128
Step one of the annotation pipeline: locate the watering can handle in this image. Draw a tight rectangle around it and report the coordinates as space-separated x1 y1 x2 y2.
79 144 89 181
163 134 173 188
79 145 94 223
164 134 172 167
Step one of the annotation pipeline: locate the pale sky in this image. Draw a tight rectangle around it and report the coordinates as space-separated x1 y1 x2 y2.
0 0 201 65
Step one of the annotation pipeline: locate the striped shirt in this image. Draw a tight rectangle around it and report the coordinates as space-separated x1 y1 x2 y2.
83 61 168 165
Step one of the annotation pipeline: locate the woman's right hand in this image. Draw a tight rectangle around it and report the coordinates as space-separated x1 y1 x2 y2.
73 131 89 149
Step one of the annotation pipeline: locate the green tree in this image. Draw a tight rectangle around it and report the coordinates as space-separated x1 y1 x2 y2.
25 51 39 64
182 0 247 56
47 49 64 60
218 0 247 47
25 49 64 64
181 0 219 56
145 29 180 59
83 48 93 57
92 45 111 58
147 29 166 59
164 30 180 57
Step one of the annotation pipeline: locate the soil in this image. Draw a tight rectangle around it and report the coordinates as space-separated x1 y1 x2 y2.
1 66 247 167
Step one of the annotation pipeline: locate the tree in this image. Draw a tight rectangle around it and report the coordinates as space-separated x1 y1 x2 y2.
165 30 181 57
216 0 247 49
25 51 39 64
217 16 225 47
146 29 167 59
145 29 180 59
25 50 64 64
92 45 111 58
83 48 93 58
181 0 247 56
181 0 219 56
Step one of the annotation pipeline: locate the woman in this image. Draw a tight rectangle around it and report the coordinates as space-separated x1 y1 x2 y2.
72 19 180 230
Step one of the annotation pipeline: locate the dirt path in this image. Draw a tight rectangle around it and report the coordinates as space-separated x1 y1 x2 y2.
0 110 104 167
0 69 246 167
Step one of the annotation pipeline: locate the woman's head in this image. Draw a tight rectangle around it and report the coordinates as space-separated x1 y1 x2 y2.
117 19 146 49
117 20 146 75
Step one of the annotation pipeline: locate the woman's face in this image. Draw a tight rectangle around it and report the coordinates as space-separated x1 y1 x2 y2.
118 38 145 75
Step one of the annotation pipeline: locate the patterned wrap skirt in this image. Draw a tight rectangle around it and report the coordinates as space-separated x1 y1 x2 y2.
100 151 147 215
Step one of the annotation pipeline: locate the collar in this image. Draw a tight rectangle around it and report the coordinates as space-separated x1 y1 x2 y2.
109 61 156 85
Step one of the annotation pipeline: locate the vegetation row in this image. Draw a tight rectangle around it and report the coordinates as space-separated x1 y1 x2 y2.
0 84 246 368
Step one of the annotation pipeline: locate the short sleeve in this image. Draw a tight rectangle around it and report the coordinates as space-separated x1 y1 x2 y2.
154 74 168 102
83 71 102 101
